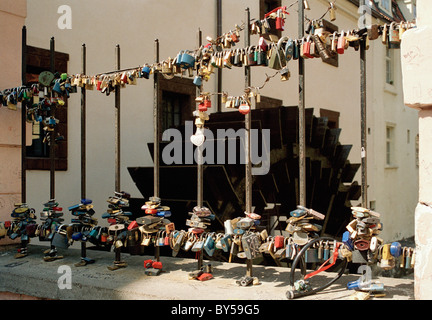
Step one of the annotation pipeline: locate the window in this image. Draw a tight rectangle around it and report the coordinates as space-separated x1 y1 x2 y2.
25 45 69 170
379 0 391 15
385 48 394 85
259 0 282 41
157 76 196 139
162 91 187 132
386 124 395 166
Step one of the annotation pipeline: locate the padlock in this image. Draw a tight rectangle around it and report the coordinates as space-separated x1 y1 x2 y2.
389 22 400 44
275 9 285 31
329 2 336 21
223 50 232 69
193 75 202 87
367 24 380 41
399 22 406 39
274 235 284 249
382 24 388 45
203 97 211 109
285 38 294 61
239 101 251 115
354 239 370 251
337 31 345 54
246 46 257 66
380 244 395 270
331 32 338 53
302 36 312 59
305 246 319 263
280 67 290 81
390 242 402 258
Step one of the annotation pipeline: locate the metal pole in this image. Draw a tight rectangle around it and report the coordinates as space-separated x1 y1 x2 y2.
153 39 160 199
298 0 306 207
21 26 27 203
153 39 160 262
115 44 121 192
196 29 204 270
81 44 86 199
360 30 368 208
244 7 253 278
49 37 56 200
197 29 203 208
216 0 222 113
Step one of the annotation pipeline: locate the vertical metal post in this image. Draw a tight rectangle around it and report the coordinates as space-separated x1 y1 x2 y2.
21 26 27 203
153 39 160 262
197 29 203 209
298 0 306 207
216 0 222 113
244 7 253 278
196 29 204 270
80 44 87 261
49 37 56 200
81 44 86 199
153 39 160 199
115 45 121 192
360 30 368 208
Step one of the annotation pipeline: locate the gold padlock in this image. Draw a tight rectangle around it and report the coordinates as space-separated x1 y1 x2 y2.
382 24 388 45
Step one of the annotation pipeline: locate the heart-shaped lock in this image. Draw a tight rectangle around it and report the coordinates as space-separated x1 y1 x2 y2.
190 128 205 146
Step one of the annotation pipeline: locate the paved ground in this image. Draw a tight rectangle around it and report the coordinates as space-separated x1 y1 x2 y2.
0 244 414 302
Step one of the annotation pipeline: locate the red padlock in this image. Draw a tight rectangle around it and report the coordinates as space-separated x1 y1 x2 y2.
52 207 62 212
204 98 211 109
152 261 163 269
121 72 128 84
197 273 213 281
96 80 102 91
145 208 157 215
198 102 207 112
239 102 250 115
274 235 285 249
303 36 313 59
275 9 285 31
107 218 117 224
337 31 345 55
4 221 11 228
231 32 239 43
144 259 153 268
127 220 138 230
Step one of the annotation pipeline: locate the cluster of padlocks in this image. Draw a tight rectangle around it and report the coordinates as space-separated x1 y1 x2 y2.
0 198 415 295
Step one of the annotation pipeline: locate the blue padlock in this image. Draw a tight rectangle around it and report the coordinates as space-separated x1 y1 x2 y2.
290 208 306 217
180 50 195 69
193 75 202 87
342 231 354 251
52 80 62 94
390 242 402 258
81 198 92 205
141 66 151 79
72 232 82 241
